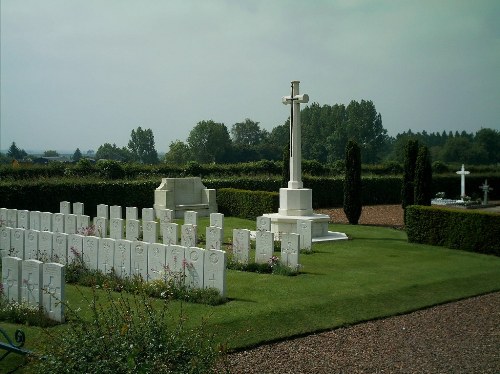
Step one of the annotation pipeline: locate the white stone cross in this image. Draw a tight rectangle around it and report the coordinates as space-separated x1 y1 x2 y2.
282 80 309 189
480 179 493 205
456 164 470 198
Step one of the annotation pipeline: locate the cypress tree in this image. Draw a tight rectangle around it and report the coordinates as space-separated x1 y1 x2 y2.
401 139 420 210
281 143 290 188
414 145 433 205
343 140 362 224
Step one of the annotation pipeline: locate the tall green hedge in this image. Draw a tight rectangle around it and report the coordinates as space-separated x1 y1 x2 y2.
406 205 500 256
216 188 279 219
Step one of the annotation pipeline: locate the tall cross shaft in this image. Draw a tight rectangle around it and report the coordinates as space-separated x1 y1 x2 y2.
282 81 309 189
456 164 470 198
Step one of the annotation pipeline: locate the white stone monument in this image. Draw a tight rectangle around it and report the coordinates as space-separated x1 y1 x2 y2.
42 262 65 322
263 81 340 241
255 230 274 264
83 236 99 270
185 247 204 289
114 239 132 278
281 233 300 269
456 164 470 198
148 243 167 281
232 229 250 264
480 180 493 205
21 259 43 307
2 256 22 302
204 249 226 296
162 222 179 245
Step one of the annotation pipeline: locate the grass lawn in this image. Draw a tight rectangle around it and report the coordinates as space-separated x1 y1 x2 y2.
3 220 500 372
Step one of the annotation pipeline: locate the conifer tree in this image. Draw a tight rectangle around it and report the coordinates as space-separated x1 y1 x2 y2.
401 139 420 210
414 145 433 205
343 140 362 224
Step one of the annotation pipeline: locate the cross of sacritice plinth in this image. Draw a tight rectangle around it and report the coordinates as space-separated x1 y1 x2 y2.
282 81 309 189
480 179 493 205
456 164 470 198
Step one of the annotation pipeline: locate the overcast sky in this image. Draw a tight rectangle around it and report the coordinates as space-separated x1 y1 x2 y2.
1 0 499 154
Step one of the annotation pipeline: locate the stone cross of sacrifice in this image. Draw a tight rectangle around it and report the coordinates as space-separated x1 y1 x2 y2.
480 180 493 205
456 164 470 198
282 80 309 189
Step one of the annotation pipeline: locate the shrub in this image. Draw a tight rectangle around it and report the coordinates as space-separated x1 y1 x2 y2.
217 188 279 220
401 139 419 210
414 145 432 205
343 140 362 224
96 160 125 179
31 288 222 373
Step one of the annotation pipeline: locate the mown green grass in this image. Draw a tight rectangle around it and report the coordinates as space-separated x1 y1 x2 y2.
3 221 500 372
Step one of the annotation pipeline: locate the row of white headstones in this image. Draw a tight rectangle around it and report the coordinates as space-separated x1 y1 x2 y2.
1 202 314 322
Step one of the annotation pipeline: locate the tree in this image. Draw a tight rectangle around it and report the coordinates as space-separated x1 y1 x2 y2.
7 142 27 160
475 128 500 163
281 143 290 188
43 150 59 157
95 143 132 161
164 140 191 165
187 120 231 163
231 119 264 146
128 126 159 164
401 139 420 211
343 140 362 224
72 148 83 162
414 145 433 205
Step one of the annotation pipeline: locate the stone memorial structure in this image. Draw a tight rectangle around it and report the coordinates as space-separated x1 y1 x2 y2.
204 249 226 297
480 180 493 205
255 230 274 264
281 233 300 269
456 164 470 198
114 239 132 278
21 259 43 307
42 262 65 322
232 229 250 264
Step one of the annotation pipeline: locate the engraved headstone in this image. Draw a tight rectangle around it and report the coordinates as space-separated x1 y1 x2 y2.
126 219 140 241
42 262 65 322
131 240 148 280
98 238 115 275
255 230 274 264
296 219 312 252
38 231 53 262
281 233 300 269
181 224 197 247
7 209 18 228
40 212 53 232
53 213 65 233
204 249 226 296
110 218 124 240
110 205 122 219
156 208 173 225
73 202 84 216
52 232 68 264
76 215 91 234
21 259 43 307
29 211 41 231
256 216 271 232
2 256 22 302
83 236 99 270
143 220 158 244
68 234 84 264
141 208 155 222
206 226 222 250
0 227 12 256
232 229 250 264
126 207 138 221
97 204 109 219
24 229 39 260
184 211 198 226
114 239 132 278
166 244 185 284
93 217 108 238
60 201 71 215
11 228 25 259
210 213 224 229
162 222 179 245
17 210 29 229
148 243 167 281
65 214 77 234
185 246 204 289
0 208 7 226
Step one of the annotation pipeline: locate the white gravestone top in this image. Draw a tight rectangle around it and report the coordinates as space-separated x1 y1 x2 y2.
456 164 470 198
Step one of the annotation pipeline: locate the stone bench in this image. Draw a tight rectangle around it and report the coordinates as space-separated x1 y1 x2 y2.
153 177 217 219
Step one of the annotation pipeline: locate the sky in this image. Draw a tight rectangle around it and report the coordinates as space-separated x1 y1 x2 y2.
1 0 499 154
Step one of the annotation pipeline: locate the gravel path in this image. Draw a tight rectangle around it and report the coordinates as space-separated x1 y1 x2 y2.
224 205 499 373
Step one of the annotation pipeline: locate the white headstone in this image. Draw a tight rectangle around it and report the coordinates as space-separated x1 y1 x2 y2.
204 249 226 296
93 217 108 238
60 201 71 215
53 213 65 233
143 220 158 244
114 239 132 278
256 216 271 232
7 209 18 228
185 246 204 289
166 244 185 284
131 241 148 280
126 207 138 221
110 218 124 240
1 256 22 302
83 236 99 270
255 230 274 264
281 233 300 269
0 208 7 226
156 208 173 225
98 238 115 275
141 208 155 222
24 229 39 260
52 232 68 264
68 234 84 264
40 212 53 232
97 204 109 219
17 210 29 229
76 215 91 234
38 231 53 262
162 222 179 245
181 224 197 247
206 226 223 250
21 259 43 307
148 243 167 281
65 214 78 235
73 202 84 216
110 205 122 219
42 262 65 322
29 211 41 231
0 227 12 255
126 219 140 241
232 229 250 264
296 219 312 251
210 213 224 229
184 211 198 226
11 228 25 259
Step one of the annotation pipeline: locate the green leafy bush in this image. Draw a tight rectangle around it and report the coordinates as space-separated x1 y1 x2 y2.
217 188 279 219
406 205 500 255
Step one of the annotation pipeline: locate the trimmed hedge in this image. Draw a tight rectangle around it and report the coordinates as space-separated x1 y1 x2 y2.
217 188 279 219
406 205 500 256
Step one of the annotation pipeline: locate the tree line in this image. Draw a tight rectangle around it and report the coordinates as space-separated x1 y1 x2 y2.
3 99 499 165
